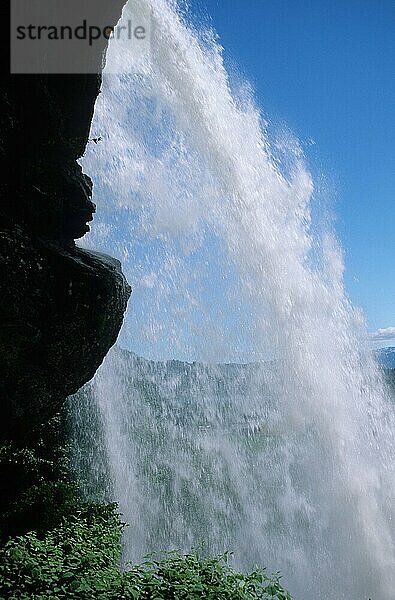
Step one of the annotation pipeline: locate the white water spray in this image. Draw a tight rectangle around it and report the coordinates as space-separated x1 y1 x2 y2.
77 1 395 598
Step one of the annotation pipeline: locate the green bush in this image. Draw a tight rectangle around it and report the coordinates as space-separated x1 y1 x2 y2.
0 415 292 599
0 503 292 600
0 416 73 540
0 503 123 599
123 551 292 600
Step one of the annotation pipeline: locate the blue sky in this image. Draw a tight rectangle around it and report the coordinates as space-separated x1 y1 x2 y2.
189 0 394 344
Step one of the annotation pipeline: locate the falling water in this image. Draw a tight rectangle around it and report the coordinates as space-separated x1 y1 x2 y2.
73 1 395 598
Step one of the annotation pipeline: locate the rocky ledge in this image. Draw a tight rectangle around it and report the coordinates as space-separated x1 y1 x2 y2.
0 1 129 442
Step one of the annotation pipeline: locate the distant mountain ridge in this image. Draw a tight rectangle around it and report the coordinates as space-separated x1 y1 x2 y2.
115 345 395 371
375 347 395 369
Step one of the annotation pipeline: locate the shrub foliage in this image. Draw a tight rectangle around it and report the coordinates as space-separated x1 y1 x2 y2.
0 502 292 599
0 413 292 599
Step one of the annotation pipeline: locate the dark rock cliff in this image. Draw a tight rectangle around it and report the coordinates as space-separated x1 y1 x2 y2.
0 1 129 442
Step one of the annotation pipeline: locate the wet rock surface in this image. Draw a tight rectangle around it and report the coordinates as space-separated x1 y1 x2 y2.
0 1 129 442
0 227 130 441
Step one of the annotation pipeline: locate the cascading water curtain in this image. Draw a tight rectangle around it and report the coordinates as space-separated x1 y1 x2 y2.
76 1 395 599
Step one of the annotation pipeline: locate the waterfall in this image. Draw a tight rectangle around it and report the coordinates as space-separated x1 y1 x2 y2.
75 1 395 598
